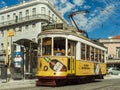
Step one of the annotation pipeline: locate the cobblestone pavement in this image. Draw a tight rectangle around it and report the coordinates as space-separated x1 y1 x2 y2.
0 75 120 90
0 79 36 90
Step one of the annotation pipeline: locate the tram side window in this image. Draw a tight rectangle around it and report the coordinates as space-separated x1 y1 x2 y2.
42 37 52 55
54 37 65 56
101 51 104 63
95 48 98 62
81 43 86 60
99 50 101 62
86 45 90 61
68 40 76 56
91 47 94 61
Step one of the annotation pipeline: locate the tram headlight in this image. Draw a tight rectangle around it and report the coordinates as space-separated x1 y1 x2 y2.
44 66 48 71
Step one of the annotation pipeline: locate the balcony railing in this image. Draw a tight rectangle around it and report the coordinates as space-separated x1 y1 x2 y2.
0 14 52 28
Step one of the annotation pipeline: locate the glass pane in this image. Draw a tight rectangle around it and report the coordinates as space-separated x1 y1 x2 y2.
54 37 65 56
86 45 90 60
81 43 85 60
68 40 76 56
42 37 52 55
91 47 94 61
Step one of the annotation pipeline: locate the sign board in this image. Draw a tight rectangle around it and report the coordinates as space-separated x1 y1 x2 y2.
7 30 15 37
14 52 23 68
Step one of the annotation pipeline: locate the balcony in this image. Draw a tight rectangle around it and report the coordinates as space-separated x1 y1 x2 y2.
0 14 52 28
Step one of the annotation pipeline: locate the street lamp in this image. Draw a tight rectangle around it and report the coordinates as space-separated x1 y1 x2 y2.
6 30 15 66
5 29 15 82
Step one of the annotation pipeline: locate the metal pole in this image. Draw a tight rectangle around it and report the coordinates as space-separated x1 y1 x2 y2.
6 32 8 65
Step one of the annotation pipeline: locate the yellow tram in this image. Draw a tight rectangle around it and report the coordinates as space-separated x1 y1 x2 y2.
36 23 107 86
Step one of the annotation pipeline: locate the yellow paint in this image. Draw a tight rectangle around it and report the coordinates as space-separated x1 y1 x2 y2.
6 30 15 65
36 57 106 77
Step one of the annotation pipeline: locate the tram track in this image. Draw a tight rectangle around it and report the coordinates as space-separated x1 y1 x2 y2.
91 82 120 90
5 86 53 90
80 79 120 90
2 79 120 90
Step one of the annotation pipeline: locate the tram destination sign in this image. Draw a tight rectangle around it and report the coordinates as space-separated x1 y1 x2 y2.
42 23 63 31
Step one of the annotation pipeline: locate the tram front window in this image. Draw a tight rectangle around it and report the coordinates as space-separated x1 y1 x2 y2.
42 37 52 55
54 37 65 56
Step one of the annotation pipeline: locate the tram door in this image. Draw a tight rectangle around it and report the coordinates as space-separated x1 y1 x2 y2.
68 40 76 74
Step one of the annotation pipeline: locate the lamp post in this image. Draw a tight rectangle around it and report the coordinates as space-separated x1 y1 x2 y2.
6 30 15 65
5 30 15 82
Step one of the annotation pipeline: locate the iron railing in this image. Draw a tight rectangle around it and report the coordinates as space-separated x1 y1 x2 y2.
0 14 53 28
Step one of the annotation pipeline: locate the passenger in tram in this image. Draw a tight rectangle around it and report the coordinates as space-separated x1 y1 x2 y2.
68 48 71 55
91 55 94 61
54 48 65 56
95 55 98 62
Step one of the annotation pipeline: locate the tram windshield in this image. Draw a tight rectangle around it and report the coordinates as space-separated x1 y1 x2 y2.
42 37 65 56
54 37 65 56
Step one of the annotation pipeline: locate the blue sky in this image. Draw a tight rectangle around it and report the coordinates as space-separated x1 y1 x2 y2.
0 0 120 39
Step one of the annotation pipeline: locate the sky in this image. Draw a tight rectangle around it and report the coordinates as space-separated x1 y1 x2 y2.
0 0 120 39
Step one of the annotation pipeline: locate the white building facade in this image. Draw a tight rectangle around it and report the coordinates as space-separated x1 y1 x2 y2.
0 0 67 50
0 0 67 78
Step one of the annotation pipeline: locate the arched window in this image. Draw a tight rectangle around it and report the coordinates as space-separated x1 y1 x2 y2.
41 7 46 15
32 8 36 16
19 12 22 20
26 10 29 19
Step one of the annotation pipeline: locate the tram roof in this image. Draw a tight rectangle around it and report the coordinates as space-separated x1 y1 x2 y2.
38 23 107 50
39 23 83 36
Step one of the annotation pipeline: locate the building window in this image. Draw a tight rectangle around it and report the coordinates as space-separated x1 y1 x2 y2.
1 16 4 24
1 30 4 37
19 12 22 20
25 25 29 30
32 23 36 28
52 14 54 22
41 7 46 15
32 8 36 16
13 13 16 20
55 17 57 22
116 47 120 58
7 15 10 21
1 43 4 50
49 10 51 16
48 10 51 20
18 26 22 31
26 10 29 19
